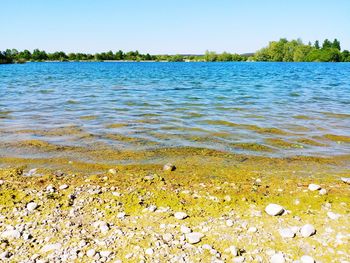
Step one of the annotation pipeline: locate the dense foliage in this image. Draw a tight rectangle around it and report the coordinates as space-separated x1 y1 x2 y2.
1 38 349 64
253 38 350 62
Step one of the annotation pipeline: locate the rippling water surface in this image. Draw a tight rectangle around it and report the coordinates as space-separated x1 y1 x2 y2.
0 62 349 158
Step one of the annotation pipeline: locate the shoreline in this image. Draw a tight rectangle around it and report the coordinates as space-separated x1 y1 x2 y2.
0 147 349 262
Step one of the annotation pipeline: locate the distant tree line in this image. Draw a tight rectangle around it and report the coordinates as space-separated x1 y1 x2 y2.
252 38 350 62
1 38 349 64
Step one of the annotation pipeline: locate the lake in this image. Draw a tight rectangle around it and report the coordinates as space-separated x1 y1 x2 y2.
1 62 349 160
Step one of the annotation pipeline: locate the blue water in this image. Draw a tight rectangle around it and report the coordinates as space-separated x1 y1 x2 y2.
0 62 349 157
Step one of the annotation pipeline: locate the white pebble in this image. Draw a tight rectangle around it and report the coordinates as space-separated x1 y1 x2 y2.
100 251 111 258
86 249 96 258
145 248 154 255
226 219 234 227
162 233 173 242
233 257 245 263
41 243 62 253
185 232 204 244
174 212 188 220
308 184 321 191
300 255 315 263
108 168 117 175
300 224 316 237
327 211 340 220
1 229 21 239
319 188 327 195
229 245 238 256
117 212 126 219
265 204 285 216
100 225 110 234
340 177 350 184
26 202 38 211
59 184 69 190
248 227 257 233
180 225 192 234
163 163 176 171
270 253 285 263
279 228 295 238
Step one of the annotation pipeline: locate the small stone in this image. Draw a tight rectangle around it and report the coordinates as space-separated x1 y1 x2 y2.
100 225 110 234
300 224 316 237
233 257 245 263
26 202 38 211
86 249 96 258
0 251 11 260
279 228 296 238
174 212 188 220
319 188 327 195
300 255 315 263
59 184 69 190
180 225 192 234
185 232 204 244
0 180 4 185
125 253 133 259
108 168 117 175
162 233 173 242
145 248 154 255
270 253 285 263
46 185 55 192
341 177 350 184
202 244 212 250
117 212 126 219
41 243 62 253
100 251 112 258
229 245 238 256
163 163 176 171
308 184 321 191
147 205 157 212
327 211 340 220
24 168 38 176
226 219 234 227
265 204 285 216
1 229 21 239
248 227 257 233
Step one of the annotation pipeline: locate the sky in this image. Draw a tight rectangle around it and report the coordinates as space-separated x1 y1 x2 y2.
1 0 349 54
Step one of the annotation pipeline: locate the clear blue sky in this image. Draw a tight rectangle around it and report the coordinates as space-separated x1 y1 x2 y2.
1 0 349 54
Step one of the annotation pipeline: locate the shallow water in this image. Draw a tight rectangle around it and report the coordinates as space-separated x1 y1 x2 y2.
0 62 349 158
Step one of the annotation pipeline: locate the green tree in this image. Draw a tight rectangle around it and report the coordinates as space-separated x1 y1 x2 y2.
204 50 218 62
217 52 232 61
322 39 332 49
314 40 320 49
332 39 341 50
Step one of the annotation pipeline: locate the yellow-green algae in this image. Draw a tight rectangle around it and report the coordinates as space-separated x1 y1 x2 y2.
0 147 349 262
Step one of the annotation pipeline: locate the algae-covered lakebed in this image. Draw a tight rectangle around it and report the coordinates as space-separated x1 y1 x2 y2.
0 62 349 262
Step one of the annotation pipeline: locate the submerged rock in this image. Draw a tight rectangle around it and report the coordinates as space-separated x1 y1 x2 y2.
265 204 285 216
